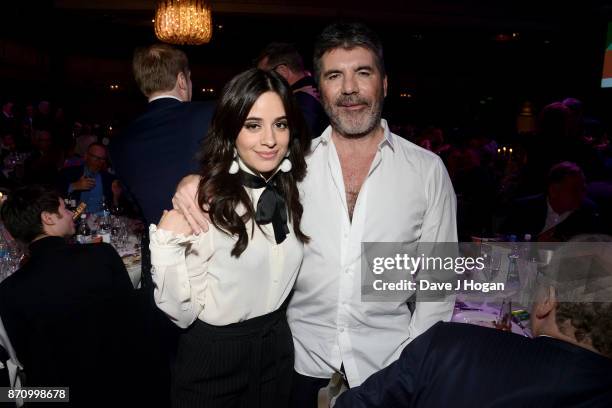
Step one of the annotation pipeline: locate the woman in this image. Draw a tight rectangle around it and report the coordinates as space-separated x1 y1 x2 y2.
149 68 310 408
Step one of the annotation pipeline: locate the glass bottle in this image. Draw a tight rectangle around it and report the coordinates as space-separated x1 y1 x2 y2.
76 214 91 244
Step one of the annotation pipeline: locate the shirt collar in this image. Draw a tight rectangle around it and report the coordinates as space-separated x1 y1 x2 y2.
148 95 182 103
546 199 569 218
379 119 395 150
546 199 556 216
311 119 395 152
83 165 101 178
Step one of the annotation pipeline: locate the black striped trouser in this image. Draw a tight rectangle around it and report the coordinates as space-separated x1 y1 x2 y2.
171 302 293 408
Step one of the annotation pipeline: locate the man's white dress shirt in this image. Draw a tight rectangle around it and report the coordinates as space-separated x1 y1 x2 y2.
288 119 457 386
148 95 182 103
150 164 303 327
542 200 571 234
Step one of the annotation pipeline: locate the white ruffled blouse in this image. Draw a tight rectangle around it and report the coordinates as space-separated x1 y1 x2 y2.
149 181 303 328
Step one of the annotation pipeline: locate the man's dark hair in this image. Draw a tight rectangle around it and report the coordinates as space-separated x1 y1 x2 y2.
313 22 385 83
132 43 190 97
546 161 584 187
0 185 62 243
256 42 305 73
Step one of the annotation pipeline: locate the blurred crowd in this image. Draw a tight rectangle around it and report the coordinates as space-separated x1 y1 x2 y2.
1 94 611 241
392 97 612 240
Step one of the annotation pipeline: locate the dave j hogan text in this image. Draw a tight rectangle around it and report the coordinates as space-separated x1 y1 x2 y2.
372 279 505 293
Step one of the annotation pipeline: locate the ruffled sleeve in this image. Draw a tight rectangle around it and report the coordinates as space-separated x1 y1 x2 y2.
149 225 214 328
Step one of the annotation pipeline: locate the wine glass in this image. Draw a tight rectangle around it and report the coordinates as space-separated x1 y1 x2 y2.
7 247 21 273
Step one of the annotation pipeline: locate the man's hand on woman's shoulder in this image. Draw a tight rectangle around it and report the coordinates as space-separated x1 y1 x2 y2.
158 209 193 236
172 174 210 233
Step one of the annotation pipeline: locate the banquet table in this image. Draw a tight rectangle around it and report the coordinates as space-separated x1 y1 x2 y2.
452 299 531 337
448 240 543 338
116 234 142 289
85 214 143 289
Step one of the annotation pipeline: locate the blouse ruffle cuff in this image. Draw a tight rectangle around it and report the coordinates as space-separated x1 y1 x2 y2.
149 224 200 246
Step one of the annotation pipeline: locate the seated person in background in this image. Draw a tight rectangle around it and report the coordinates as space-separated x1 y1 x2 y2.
0 185 146 406
333 239 612 407
0 133 18 164
0 133 20 190
61 138 84 168
23 129 64 186
587 180 612 235
74 123 97 157
500 161 601 241
58 142 122 214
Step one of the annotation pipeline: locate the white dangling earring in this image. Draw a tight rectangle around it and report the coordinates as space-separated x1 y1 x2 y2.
229 149 239 174
279 151 292 173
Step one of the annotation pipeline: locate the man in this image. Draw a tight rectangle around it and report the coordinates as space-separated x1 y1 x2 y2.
58 142 122 214
174 22 457 407
33 100 51 131
22 103 34 143
0 132 17 162
0 132 20 190
334 245 612 407
110 43 214 226
501 161 601 241
0 185 144 407
74 122 96 157
257 42 329 138
23 129 63 185
110 43 213 406
588 180 612 234
0 99 17 137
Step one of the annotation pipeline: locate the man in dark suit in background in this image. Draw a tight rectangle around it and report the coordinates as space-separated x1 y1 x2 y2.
110 43 214 226
587 180 612 235
334 243 612 407
0 99 17 137
109 43 213 407
0 185 147 407
257 42 329 138
501 161 601 241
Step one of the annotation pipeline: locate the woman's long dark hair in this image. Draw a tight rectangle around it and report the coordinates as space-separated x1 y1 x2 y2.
197 68 311 257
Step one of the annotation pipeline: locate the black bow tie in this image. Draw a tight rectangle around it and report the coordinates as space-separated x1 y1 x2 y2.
239 171 289 244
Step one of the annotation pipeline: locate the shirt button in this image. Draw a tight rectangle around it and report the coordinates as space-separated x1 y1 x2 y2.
181 304 189 311
339 327 345 333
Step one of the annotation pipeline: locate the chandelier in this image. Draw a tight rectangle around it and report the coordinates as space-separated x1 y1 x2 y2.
154 0 213 45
